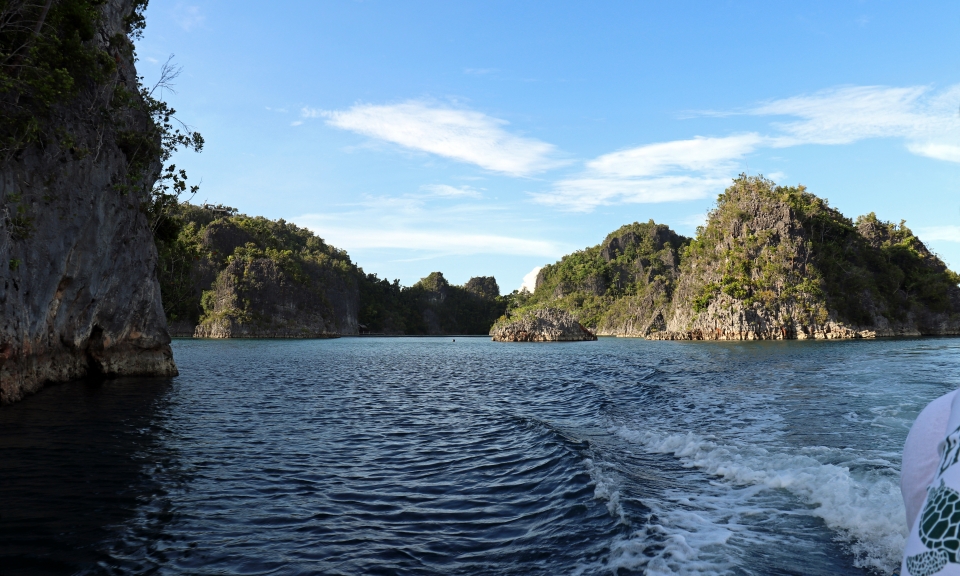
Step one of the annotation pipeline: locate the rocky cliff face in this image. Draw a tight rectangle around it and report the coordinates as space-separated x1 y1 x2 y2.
155 206 362 338
182 213 359 338
402 272 506 335
651 175 960 340
156 206 508 337
0 0 177 403
195 255 358 338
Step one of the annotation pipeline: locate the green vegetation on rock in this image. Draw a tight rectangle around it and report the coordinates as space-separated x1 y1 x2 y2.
670 175 960 336
0 0 121 156
156 203 507 336
510 175 960 340
506 220 689 335
0 0 202 198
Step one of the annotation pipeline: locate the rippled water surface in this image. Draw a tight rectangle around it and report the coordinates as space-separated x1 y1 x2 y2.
2 337 960 575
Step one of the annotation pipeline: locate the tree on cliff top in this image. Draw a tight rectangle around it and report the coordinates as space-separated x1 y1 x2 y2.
0 0 202 235
464 276 500 299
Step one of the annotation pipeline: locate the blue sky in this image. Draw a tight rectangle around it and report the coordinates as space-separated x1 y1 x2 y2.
137 1 960 292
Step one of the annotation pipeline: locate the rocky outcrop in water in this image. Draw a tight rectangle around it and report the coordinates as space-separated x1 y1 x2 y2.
156 206 360 338
490 308 597 342
0 0 177 403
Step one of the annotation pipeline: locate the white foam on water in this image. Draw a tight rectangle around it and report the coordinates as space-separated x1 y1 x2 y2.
615 425 908 573
583 457 626 523
579 453 753 575
573 491 749 575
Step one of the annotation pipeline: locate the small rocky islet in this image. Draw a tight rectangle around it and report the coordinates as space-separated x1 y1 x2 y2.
490 308 597 342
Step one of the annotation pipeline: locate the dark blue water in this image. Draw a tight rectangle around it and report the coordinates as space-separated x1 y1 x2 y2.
2 337 959 575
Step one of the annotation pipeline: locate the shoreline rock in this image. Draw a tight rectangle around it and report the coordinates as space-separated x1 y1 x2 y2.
490 308 597 342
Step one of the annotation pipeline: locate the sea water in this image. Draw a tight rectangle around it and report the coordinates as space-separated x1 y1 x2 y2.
1 336 958 575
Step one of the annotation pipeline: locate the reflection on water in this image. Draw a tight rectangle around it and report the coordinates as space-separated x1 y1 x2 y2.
1 337 958 575
0 377 175 576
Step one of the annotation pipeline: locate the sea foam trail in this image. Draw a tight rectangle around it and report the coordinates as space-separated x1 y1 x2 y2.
616 426 907 573
579 452 749 575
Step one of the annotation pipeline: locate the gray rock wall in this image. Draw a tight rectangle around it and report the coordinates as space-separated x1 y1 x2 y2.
0 0 176 404
194 257 358 338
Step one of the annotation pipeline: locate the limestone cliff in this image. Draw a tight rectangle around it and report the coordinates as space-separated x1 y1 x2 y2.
514 175 960 341
652 175 960 340
159 208 360 338
402 272 505 335
0 0 177 403
157 205 508 337
194 247 358 339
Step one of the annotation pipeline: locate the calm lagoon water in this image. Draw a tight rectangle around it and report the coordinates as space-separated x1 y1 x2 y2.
2 336 960 575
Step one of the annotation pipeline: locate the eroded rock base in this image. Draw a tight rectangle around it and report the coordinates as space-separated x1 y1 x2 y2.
1 345 177 404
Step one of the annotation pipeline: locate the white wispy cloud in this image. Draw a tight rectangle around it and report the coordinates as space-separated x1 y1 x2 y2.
535 84 960 212
295 222 562 258
173 3 204 31
692 84 960 162
748 85 960 159
533 175 726 212
907 143 960 163
586 134 767 177
534 134 761 211
421 184 482 198
917 226 960 243
303 101 562 176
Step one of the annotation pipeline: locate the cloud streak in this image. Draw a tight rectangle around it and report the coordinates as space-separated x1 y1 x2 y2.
520 266 542 292
536 84 960 211
749 85 960 149
586 134 766 177
308 101 562 176
173 3 204 31
305 84 960 213
917 226 960 243
421 184 482 198
296 222 562 258
534 134 762 211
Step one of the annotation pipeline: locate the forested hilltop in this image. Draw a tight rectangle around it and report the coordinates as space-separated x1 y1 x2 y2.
509 220 690 336
500 175 960 340
155 203 508 337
